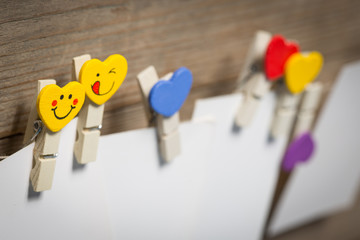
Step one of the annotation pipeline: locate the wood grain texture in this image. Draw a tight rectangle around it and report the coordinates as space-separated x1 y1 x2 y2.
1 0 360 157
1 1 360 238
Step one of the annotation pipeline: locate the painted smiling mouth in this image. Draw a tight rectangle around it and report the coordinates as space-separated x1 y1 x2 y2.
51 106 76 120
91 81 114 96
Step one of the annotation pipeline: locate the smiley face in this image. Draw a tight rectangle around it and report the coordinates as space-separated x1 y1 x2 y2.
37 82 85 132
79 54 128 105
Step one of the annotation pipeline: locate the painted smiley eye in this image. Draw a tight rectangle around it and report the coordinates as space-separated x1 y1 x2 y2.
73 99 78 105
109 68 116 74
69 94 72 99
60 95 64 100
96 73 100 77
52 100 57 106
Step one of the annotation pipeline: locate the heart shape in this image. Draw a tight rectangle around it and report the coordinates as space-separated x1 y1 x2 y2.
79 54 128 105
149 67 193 117
282 132 315 172
37 82 85 132
285 52 323 94
264 35 300 81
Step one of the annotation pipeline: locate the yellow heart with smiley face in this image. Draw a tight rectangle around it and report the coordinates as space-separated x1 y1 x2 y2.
37 82 85 132
285 52 323 94
79 54 128 105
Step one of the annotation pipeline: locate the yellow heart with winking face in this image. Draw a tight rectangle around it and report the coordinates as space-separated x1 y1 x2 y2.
37 82 85 132
285 52 323 94
79 54 128 105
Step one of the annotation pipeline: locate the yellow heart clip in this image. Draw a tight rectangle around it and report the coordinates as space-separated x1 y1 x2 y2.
37 82 85 132
285 52 323 94
79 54 128 105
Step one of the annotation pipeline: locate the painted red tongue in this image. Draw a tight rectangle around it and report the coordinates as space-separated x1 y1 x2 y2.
92 81 100 95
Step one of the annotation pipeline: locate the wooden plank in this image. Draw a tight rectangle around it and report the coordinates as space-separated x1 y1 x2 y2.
1 0 360 157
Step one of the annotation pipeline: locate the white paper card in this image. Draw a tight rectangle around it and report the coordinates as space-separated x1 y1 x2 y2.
0 120 112 240
1 92 288 240
98 120 215 240
269 61 360 236
191 93 287 240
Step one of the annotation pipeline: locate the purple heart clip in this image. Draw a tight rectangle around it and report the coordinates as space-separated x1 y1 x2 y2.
282 132 315 172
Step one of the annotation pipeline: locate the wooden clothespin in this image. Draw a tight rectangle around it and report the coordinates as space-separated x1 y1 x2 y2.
235 30 272 127
73 54 128 164
270 51 324 139
280 83 322 171
24 80 85 191
137 66 192 163
236 33 301 127
72 54 104 164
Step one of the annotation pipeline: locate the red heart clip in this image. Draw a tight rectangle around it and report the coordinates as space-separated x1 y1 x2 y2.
264 35 299 81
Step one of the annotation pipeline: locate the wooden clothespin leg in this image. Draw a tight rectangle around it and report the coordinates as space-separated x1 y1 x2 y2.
292 82 323 138
235 30 272 127
155 73 181 162
270 86 302 138
73 54 104 164
24 80 61 192
137 66 191 163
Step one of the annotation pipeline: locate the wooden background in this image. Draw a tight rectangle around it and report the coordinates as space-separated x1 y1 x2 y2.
1 0 360 238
